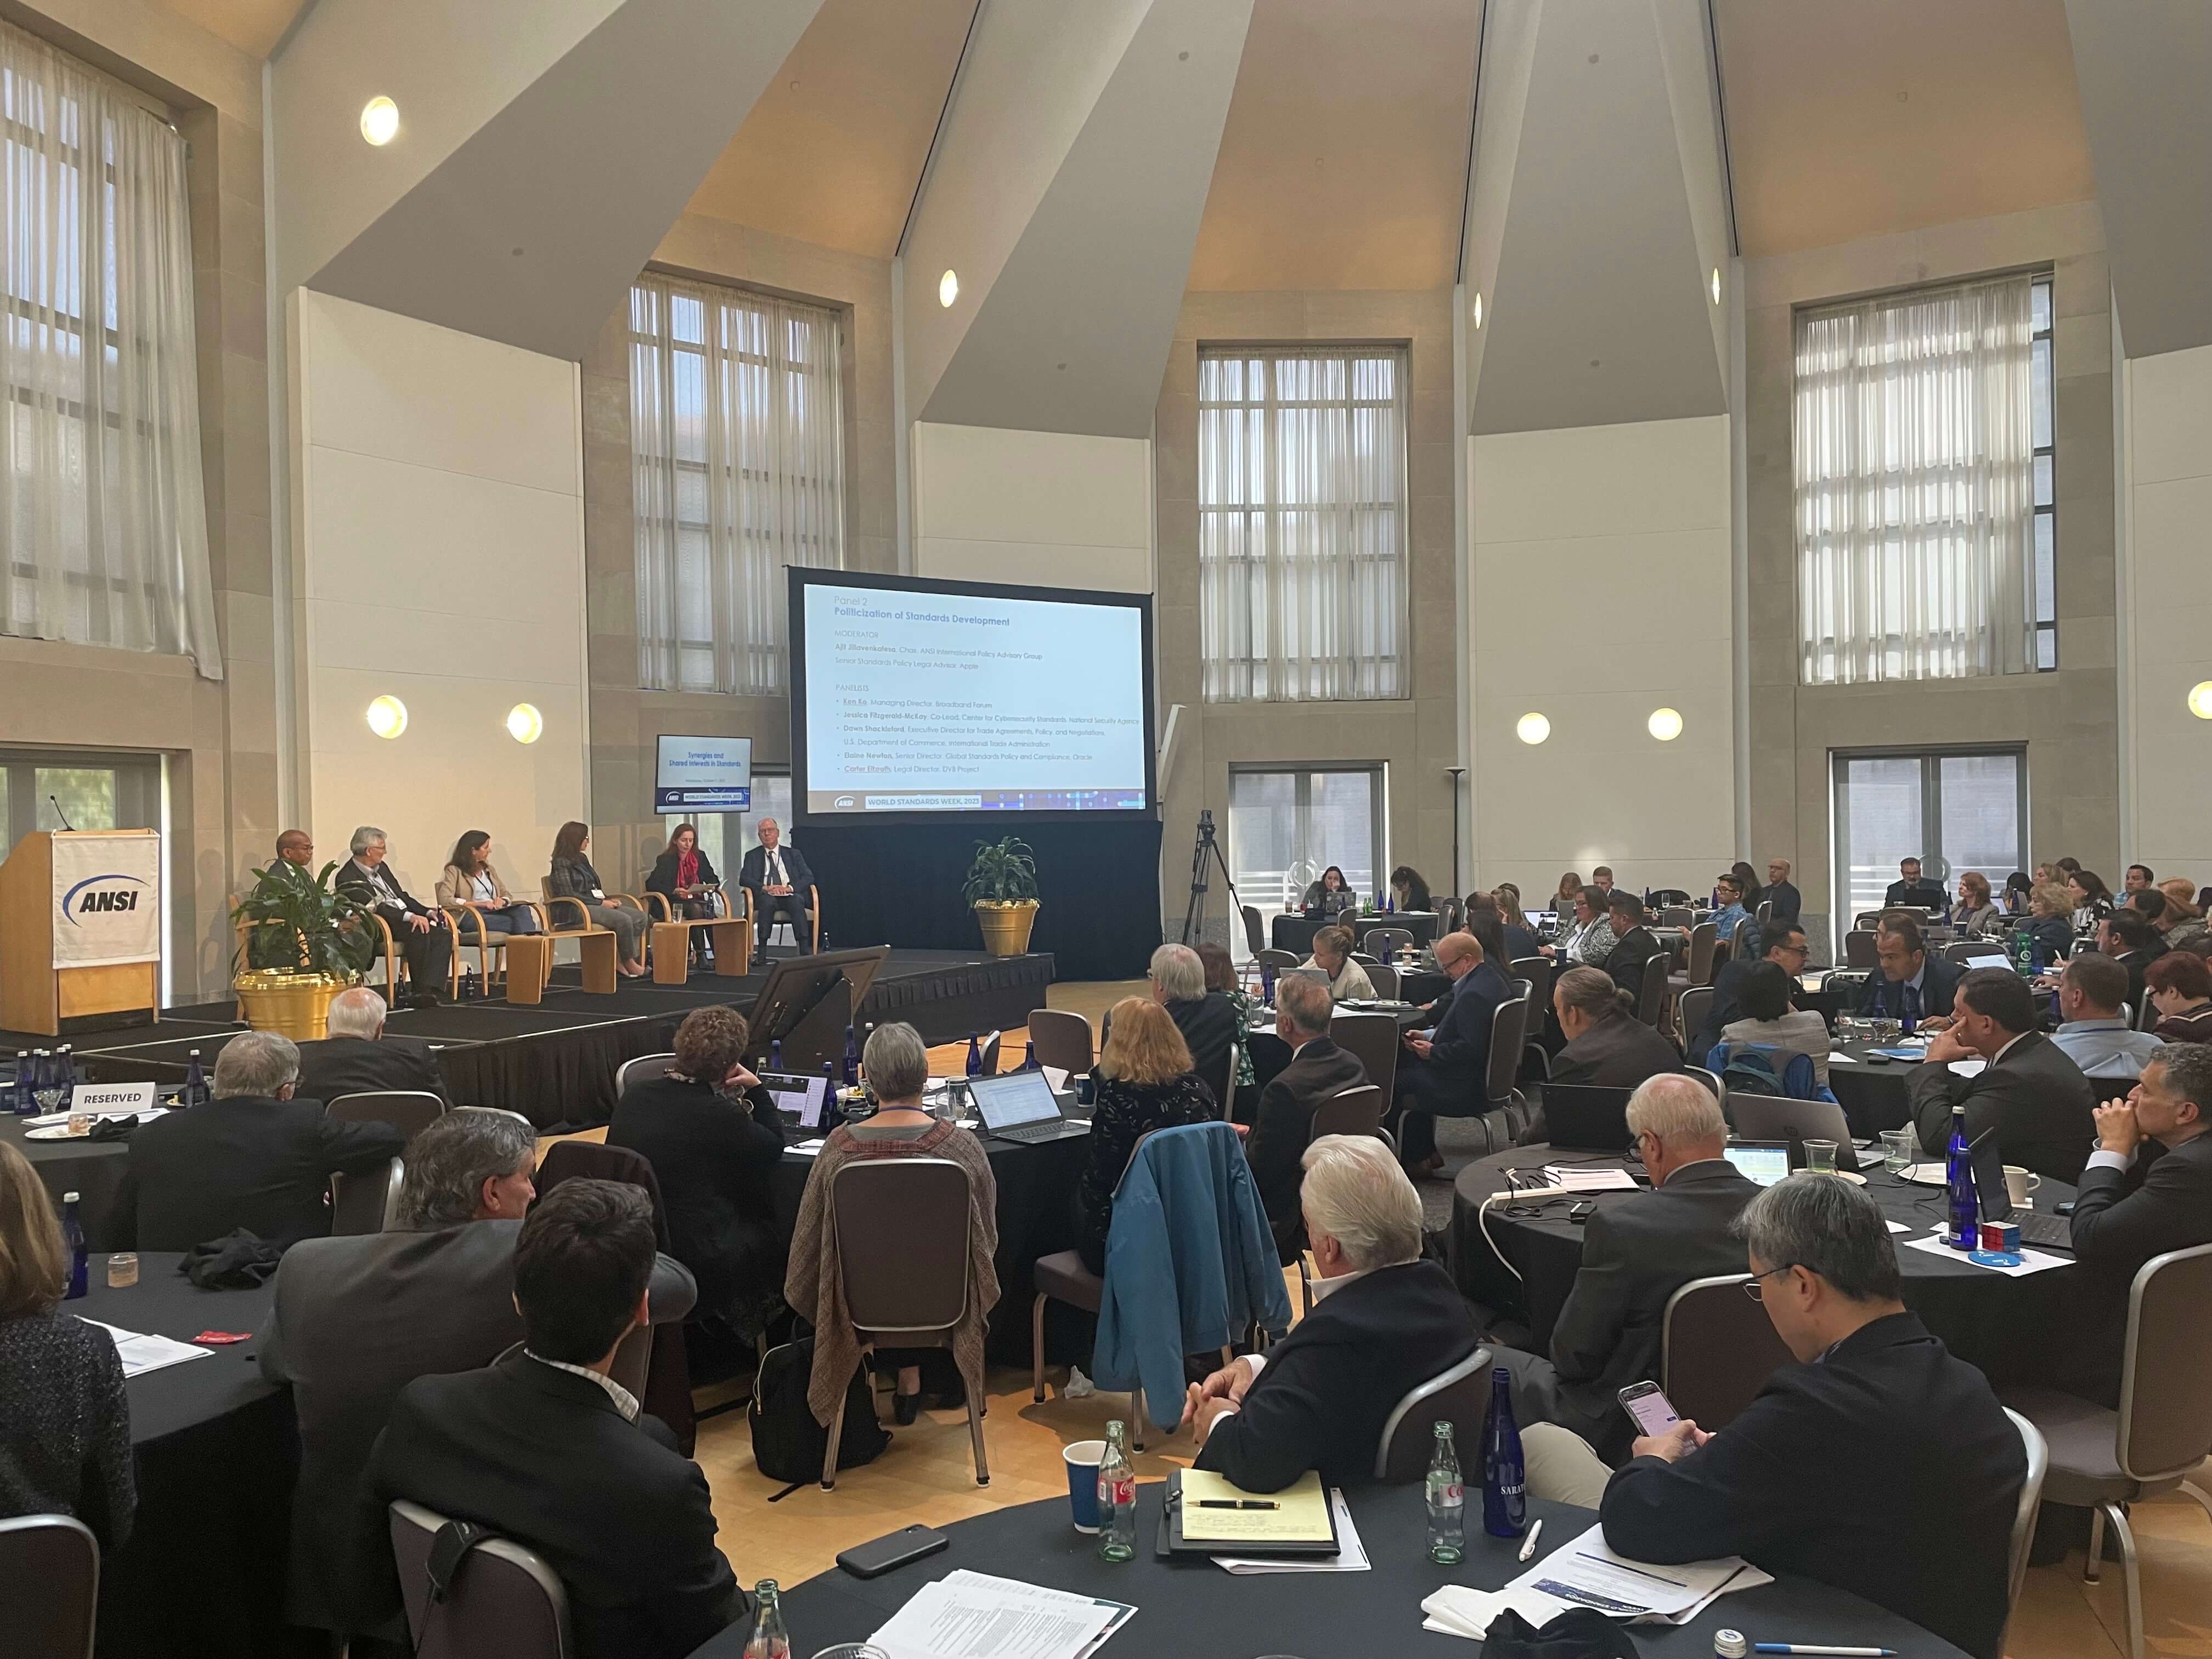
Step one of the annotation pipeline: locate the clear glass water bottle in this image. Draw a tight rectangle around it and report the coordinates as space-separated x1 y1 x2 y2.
742 1579 788 1658
62 1192 88 1300
1482 1367 1527 1538
1945 1105 1978 1250
1097 1420 1136 1561
1426 1420 1466 1564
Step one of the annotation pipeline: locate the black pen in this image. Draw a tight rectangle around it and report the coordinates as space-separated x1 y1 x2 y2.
1197 1499 1279 1510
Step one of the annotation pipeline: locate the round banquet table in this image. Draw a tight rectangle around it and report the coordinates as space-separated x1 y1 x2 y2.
689 1485 1970 1659
5 1111 142 1251
1447 1146 2118 1404
1270 910 1440 956
71 1252 296 1659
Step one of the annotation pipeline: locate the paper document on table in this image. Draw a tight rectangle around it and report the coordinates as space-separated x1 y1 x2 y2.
868 1569 1132 1659
1215 1490 1367 1573
1902 1234 2073 1276
78 1318 210 1379
1886 1220 1913 1234
1506 1522 1769 1622
1543 1166 1640 1193
1176 1469 1333 1542
786 1138 827 1157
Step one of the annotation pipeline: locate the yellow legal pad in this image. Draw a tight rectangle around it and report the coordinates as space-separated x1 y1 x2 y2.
1173 1470 1335 1544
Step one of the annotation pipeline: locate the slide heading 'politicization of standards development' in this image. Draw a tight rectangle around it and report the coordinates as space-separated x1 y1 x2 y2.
800 581 1147 814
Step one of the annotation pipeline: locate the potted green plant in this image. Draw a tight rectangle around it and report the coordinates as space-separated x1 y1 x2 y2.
229 860 375 1039
962 836 1040 956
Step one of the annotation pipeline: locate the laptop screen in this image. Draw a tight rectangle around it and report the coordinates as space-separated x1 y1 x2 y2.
1724 1141 1791 1187
757 1070 830 1130
968 1070 1062 1131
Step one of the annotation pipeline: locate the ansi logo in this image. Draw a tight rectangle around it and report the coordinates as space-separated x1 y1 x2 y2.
834 795 857 809
63 873 149 924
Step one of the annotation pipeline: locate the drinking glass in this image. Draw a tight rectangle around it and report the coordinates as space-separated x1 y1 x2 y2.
1802 1138 1837 1174
106 1252 139 1289
1880 1129 1914 1171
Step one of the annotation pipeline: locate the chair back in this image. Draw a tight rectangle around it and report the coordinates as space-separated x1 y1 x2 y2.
1660 906 1694 929
388 1499 569 1659
1486 986 1532 1108
1509 956 1552 1006
1375 1346 1494 1482
1254 947 1301 971
1348 951 1381 969
328 1090 447 1141
1678 985 1714 1048
1218 1041 1240 1114
1311 1084 1385 1141
613 1052 678 1098
1364 962 1400 999
1661 1274 1793 1431
1026 1008 1094 1076
1637 963 1668 1028
2134 995 2160 1032
1685 922 1718 987
1240 905 1267 956
1754 900 1774 927
1843 929 1879 970
1365 927 1414 959
329 1157 404 1235
2115 1243 2212 1480
1944 940 1995 964
979 1031 1002 1076
832 1158 974 1338
1853 911 1888 932
0 1514 98 1659
1727 1092 1853 1158
1436 896 1464 934
1685 1066 1726 1111
2002 1408 2047 1634
1327 1011 1399 1099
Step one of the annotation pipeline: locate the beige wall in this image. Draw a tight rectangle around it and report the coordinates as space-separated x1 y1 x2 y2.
2120 342 2212 880
913 422 1153 594
1470 416 1734 901
1742 200 2118 948
1154 289 1460 943
290 292 586 907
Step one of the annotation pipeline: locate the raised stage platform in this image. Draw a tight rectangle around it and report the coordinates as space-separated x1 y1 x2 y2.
9 948 1053 1130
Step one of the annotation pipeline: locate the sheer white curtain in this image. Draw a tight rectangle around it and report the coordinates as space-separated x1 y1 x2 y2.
630 273 844 696
0 23 221 679
1795 274 2035 684
1198 346 1408 702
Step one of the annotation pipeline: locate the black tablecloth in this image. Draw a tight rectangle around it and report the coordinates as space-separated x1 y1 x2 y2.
692 1486 1968 1659
1447 1148 2113 1401
75 1253 298 1659
1824 1041 1918 1137
1271 911 1440 955
4 1113 133 1250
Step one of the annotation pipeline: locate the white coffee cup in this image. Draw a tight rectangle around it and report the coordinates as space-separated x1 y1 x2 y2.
2004 1165 2040 1208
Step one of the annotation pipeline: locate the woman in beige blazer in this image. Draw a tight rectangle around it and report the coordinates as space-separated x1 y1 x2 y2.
437 830 545 942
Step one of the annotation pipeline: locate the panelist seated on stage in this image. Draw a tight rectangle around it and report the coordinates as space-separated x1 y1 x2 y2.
1297 924 1374 1002
337 826 454 1007
548 820 649 977
1883 855 1949 910
2070 1045 2212 1284
295 986 450 1108
436 830 545 943
737 817 814 964
2049 951 2167 1081
257 1110 697 1637
1853 912 1961 1023
1911 967 2098 1184
1492 1075 1756 1461
647 822 724 969
1245 975 1368 1264
1387 931 1509 1180
112 1032 405 1252
356 1182 742 1659
1301 864 1356 919
1595 1177 2023 1659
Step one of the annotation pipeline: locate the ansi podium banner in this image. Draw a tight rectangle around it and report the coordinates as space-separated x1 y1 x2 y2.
50 832 162 968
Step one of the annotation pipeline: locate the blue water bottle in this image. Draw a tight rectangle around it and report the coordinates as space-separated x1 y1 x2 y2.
840 1024 860 1087
57 1043 76 1088
1260 964 1277 1006
768 1039 783 1072
1021 1039 1038 1071
62 1192 88 1300
12 1051 32 1118
184 1048 206 1108
1482 1367 1527 1537
965 1032 985 1077
1944 1105 1978 1250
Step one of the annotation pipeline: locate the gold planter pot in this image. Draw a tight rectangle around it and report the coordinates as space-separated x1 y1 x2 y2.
973 899 1040 957
233 970 354 1042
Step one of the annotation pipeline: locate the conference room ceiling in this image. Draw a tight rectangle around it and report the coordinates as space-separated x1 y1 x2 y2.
154 0 310 57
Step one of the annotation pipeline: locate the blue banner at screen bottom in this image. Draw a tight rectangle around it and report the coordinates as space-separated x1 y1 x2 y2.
654 787 752 813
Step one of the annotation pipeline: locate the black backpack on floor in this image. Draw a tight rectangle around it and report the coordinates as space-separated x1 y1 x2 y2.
747 1331 888 1485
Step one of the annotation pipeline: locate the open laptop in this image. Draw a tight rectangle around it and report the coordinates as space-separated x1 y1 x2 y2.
968 1069 1090 1145
1970 1130 2072 1249
1723 1138 1792 1188
757 1069 832 1141
1541 1084 1639 1154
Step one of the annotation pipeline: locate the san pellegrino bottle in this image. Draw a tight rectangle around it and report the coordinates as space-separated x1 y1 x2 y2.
741 1579 788 1658
1097 1419 1136 1561
965 1032 985 1077
1945 1105 1978 1250
62 1192 88 1300
1426 1420 1466 1564
1482 1367 1527 1538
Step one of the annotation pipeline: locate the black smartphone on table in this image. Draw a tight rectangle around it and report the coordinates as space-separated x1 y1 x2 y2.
837 1524 950 1579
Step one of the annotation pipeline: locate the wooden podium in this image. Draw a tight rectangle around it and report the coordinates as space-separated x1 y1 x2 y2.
0 830 162 1035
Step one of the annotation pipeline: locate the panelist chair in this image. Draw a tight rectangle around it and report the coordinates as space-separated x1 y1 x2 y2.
1661 1274 1794 1431
238 907 406 1014
1026 1008 1094 1077
537 879 640 995
1375 1346 1494 1482
751 882 822 956
0 1513 98 1659
328 1090 448 1141
387 1500 569 1659
448 898 554 997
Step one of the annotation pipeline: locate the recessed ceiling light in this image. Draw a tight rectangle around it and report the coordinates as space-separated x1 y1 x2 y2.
2190 681 2212 720
1647 707 1684 742
506 703 543 744
365 695 408 739
359 96 399 147
1472 292 1483 329
939 269 958 308
1710 267 1722 306
1516 713 1550 746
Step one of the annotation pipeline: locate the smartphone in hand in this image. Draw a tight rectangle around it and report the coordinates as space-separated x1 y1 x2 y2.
1617 1380 1681 1439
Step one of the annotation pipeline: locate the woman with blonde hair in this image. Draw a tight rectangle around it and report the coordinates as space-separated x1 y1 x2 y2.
0 1143 134 1547
2156 877 2209 952
2027 882 2076 966
1074 997 1217 1272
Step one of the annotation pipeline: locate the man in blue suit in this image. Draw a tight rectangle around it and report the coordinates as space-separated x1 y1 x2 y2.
1387 929 1509 1178
1853 911 1962 1023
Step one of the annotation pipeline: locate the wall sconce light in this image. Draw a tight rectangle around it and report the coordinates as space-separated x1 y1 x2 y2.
2189 681 2212 720
506 703 544 744
1648 707 1684 741
939 269 959 308
1472 291 1483 329
366 695 408 739
1516 712 1550 745
1710 267 1722 306
360 97 400 146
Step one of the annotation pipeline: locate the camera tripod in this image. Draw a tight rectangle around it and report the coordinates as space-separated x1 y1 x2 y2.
1180 809 1240 946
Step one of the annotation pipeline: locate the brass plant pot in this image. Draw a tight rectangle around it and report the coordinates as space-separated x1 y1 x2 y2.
234 970 354 1042
973 899 1040 957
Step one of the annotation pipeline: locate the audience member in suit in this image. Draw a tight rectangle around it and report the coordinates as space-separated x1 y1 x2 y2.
1388 931 1510 1178
1853 912 1962 1023
0 1144 133 1551
2097 910 2165 1014
737 818 814 965
607 1005 787 1345
2146 950 2212 1043
547 821 650 977
1595 1177 2023 1659
1151 941 1245 1097
258 1110 697 1635
1074 998 1218 1274
112 1032 403 1252
357 1181 741 1659
1245 975 1369 1263
1600 891 1665 1006
1689 924 1808 1066
2071 1044 2212 1285
1296 925 1375 1002
1762 859 1802 926
1882 856 1949 910
1494 1076 1757 1460
2049 951 2166 1081
1718 962 1833 1088
1186 1135 1603 1503
1911 968 2098 1183
646 823 724 968
337 825 453 1007
2025 881 2078 967
294 985 450 1110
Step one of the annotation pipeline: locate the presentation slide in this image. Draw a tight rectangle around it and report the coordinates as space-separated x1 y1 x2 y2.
795 575 1150 817
655 735 752 814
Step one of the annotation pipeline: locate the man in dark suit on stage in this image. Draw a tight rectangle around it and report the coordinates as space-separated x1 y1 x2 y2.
112 1031 404 1252
1245 975 1369 1262
294 986 450 1108
2070 1044 2212 1282
337 825 452 1007
1883 855 1949 910
1388 930 1509 1178
1601 1176 2023 1659
1854 912 1962 1023
1911 967 2097 1183
738 819 814 964
356 1180 740 1659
